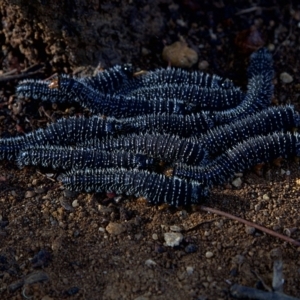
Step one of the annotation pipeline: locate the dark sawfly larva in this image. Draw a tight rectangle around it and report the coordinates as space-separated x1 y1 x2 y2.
59 168 209 206
17 147 156 170
173 132 300 187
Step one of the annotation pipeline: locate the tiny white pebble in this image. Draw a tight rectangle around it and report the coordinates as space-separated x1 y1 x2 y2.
186 266 194 275
232 177 242 188
205 251 214 258
72 199 79 207
164 232 183 247
280 72 293 83
263 194 270 200
145 259 157 267
152 233 158 240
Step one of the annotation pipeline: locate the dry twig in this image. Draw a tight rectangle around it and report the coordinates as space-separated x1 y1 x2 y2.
200 205 300 246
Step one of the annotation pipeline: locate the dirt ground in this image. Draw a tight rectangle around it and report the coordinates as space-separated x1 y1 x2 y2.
0 1 300 299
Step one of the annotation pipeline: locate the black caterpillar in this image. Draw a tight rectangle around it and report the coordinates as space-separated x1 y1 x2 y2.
17 147 155 170
18 64 135 101
79 106 298 161
195 105 299 157
16 49 273 121
173 132 300 186
80 134 209 166
60 168 208 206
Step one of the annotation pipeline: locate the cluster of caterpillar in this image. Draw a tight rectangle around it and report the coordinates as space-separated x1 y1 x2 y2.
0 48 297 206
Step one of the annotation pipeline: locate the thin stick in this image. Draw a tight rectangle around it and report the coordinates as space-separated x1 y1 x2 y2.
200 205 300 246
0 67 44 83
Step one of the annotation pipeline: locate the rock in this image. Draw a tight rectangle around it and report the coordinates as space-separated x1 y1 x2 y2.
254 203 261 211
164 232 183 247
145 259 157 267
98 227 105 233
59 197 74 211
280 72 293 83
152 233 158 240
262 194 270 200
185 244 197 253
106 222 126 235
268 43 275 51
25 190 36 198
72 199 79 208
162 40 198 68
232 177 242 188
186 266 194 275
205 251 214 258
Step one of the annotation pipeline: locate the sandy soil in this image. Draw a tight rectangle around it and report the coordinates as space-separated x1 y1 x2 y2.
0 1 299 299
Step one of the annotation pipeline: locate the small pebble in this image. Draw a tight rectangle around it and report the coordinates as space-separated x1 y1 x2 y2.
280 72 293 83
164 232 183 247
262 194 270 200
268 43 275 51
232 177 242 188
205 251 214 258
185 244 197 253
254 203 261 211
59 197 74 211
72 200 79 208
162 41 198 68
152 233 158 240
98 227 105 233
31 179 38 186
186 266 194 275
106 222 126 235
25 191 36 198
145 259 157 267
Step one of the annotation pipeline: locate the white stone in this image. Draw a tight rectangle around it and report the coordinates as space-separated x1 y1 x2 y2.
164 232 183 247
280 72 293 83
